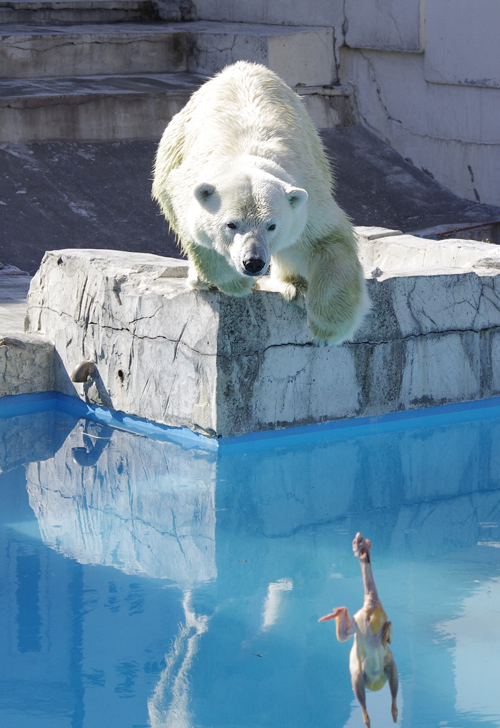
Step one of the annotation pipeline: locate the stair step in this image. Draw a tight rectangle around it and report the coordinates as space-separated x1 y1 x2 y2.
185 20 336 87
0 0 159 25
0 22 192 78
0 20 336 86
0 71 204 141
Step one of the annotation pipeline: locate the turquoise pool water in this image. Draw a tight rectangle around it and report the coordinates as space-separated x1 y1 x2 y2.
1 396 500 728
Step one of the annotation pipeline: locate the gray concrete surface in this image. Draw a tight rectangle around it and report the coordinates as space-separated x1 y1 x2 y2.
0 20 341 140
0 0 162 25
0 21 334 81
24 245 500 436
0 23 195 78
322 126 500 233
0 138 178 273
0 265 32 331
0 72 204 142
1 125 499 275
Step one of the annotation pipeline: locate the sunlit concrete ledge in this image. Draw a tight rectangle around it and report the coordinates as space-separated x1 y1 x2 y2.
16 230 500 437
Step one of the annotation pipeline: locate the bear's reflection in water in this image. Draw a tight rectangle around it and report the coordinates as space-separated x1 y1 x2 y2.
26 418 217 584
25 414 500 580
21 412 500 728
25 418 217 728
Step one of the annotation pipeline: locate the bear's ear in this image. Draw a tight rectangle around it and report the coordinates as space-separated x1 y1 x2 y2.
194 183 216 206
285 186 308 209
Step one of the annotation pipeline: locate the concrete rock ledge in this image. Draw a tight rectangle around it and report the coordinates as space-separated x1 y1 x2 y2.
25 237 500 438
0 332 54 398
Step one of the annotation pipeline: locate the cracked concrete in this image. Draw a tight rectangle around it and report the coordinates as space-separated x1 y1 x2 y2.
342 47 500 206
0 330 54 397
0 71 204 141
0 0 164 24
0 19 338 136
0 24 194 78
15 244 500 437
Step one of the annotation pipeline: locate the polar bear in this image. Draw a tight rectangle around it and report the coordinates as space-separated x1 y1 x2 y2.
152 61 368 344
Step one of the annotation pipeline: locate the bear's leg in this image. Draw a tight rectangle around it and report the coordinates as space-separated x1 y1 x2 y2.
187 263 216 292
306 231 368 345
256 272 307 304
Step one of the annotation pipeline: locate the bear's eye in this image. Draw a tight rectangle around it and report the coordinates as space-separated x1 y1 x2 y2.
227 222 237 230
268 223 276 231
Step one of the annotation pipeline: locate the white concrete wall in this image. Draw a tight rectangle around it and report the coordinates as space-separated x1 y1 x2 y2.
342 47 500 206
192 0 343 28
191 0 500 207
344 0 500 206
425 0 500 88
344 0 422 52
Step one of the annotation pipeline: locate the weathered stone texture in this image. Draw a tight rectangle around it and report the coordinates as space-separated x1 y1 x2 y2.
26 241 500 437
27 249 218 432
0 332 54 397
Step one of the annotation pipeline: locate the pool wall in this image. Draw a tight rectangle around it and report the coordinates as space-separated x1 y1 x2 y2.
3 227 500 437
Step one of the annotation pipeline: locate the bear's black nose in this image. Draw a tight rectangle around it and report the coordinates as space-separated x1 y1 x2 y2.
243 258 265 275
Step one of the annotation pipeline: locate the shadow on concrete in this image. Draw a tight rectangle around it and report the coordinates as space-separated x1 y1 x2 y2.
1 127 499 274
325 126 500 232
0 139 179 273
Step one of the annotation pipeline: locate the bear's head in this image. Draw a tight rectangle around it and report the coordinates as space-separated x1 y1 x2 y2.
188 166 308 278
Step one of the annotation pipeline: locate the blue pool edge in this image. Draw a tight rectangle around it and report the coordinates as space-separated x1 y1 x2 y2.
2 391 500 452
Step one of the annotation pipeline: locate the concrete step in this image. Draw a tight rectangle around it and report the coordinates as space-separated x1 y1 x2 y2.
0 20 336 87
0 71 204 141
0 0 159 25
0 22 191 78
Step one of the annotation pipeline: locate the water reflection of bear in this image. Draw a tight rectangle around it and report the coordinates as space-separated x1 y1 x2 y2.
26 418 217 583
25 418 217 727
24 420 308 728
23 415 500 727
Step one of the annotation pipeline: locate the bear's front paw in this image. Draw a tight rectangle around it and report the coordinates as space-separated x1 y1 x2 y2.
275 276 307 303
186 270 214 292
281 282 298 301
186 279 219 294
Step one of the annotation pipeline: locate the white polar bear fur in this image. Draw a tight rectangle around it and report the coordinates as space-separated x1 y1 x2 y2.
152 61 368 344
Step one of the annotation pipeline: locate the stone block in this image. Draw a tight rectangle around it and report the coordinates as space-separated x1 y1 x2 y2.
425 0 500 88
25 241 500 438
0 25 191 80
0 21 335 87
298 92 346 129
344 0 421 52
0 265 32 332
0 73 202 142
355 226 403 240
0 0 161 25
0 333 54 397
188 23 336 87
359 234 500 275
192 0 343 30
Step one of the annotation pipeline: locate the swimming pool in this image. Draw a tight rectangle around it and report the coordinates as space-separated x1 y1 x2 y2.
1 395 500 727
